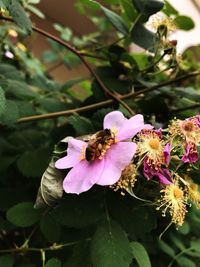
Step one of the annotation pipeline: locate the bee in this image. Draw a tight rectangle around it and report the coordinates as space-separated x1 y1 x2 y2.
85 128 115 161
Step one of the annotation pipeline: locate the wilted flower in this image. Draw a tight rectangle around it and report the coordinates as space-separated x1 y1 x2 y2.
168 116 200 163
110 163 137 195
157 178 188 226
182 142 198 163
136 129 172 184
55 111 152 194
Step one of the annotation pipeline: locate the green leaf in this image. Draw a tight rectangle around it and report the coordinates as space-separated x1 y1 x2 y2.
7 202 42 227
8 0 32 33
162 0 178 16
91 220 133 267
158 239 175 258
0 254 14 267
0 87 6 116
34 161 63 209
68 115 94 135
119 0 138 22
91 1 129 35
0 64 24 80
0 186 33 212
38 97 67 112
26 4 45 19
17 149 51 178
16 101 35 117
28 0 40 4
178 221 190 235
0 0 10 8
173 87 200 101
52 190 104 228
190 239 200 252
0 100 20 125
174 15 195 31
40 213 61 242
108 193 156 239
42 50 58 63
61 77 86 91
131 242 151 267
64 241 92 267
132 0 164 16
6 80 37 100
45 258 61 267
176 256 196 267
131 22 157 50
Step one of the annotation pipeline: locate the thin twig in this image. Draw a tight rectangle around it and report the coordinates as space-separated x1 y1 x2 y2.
17 70 200 123
0 15 134 115
46 61 65 73
172 104 200 113
18 99 112 123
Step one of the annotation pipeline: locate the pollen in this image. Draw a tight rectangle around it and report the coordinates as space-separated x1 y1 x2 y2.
79 145 86 160
148 138 160 150
173 187 183 199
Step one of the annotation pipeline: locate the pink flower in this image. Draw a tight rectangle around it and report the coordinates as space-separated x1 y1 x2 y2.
137 129 171 184
55 111 152 194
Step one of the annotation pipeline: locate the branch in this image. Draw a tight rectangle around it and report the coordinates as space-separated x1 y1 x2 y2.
172 103 200 113
18 70 200 123
0 15 134 115
0 239 90 254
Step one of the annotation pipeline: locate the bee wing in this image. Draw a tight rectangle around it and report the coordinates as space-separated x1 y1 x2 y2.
78 134 93 142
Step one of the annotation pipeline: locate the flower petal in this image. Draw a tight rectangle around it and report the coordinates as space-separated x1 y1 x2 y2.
103 111 127 131
182 142 198 163
63 159 104 194
55 138 86 169
96 142 137 186
163 143 171 165
157 169 172 185
117 114 153 141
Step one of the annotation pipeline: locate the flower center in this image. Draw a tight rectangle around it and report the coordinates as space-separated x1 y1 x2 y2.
182 121 194 132
148 138 160 150
173 187 183 199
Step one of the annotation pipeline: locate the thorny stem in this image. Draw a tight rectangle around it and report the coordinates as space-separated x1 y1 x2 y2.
0 15 134 115
17 70 200 123
0 239 91 254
